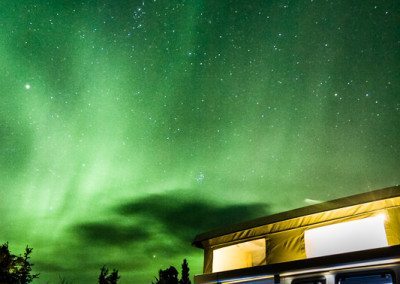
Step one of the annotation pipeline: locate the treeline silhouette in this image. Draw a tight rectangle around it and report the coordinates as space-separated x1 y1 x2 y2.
0 242 191 283
152 259 191 284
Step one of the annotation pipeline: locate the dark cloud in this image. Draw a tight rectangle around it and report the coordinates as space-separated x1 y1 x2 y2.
73 222 150 246
70 190 269 260
116 191 270 242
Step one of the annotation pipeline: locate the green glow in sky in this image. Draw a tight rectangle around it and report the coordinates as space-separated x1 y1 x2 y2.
1 0 399 283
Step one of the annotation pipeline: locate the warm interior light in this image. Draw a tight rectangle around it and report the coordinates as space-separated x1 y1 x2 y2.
212 238 266 273
304 214 388 258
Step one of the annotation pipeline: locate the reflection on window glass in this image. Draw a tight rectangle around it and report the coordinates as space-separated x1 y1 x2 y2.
228 279 274 284
337 272 393 284
292 278 326 284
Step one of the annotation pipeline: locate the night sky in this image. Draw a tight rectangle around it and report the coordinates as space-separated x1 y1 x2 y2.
1 0 399 283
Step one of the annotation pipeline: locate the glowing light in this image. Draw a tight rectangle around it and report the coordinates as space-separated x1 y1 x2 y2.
212 239 266 273
304 198 322 205
24 83 31 90
304 215 388 258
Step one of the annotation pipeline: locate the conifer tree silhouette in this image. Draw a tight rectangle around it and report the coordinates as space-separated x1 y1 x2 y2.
153 266 179 284
0 242 39 284
98 265 120 284
179 259 191 284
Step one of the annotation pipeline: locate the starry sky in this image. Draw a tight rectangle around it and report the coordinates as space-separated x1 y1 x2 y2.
1 0 399 283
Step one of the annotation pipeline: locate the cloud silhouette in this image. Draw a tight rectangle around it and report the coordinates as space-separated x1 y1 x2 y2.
71 190 269 258
73 222 150 246
116 191 270 241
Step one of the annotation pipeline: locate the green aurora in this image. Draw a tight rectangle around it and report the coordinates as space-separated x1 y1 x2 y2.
0 0 399 282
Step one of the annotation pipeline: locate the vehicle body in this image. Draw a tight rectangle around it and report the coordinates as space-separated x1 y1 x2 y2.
192 186 400 284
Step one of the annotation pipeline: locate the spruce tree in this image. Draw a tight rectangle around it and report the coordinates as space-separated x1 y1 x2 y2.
0 242 39 284
98 266 120 284
153 266 179 284
179 259 191 284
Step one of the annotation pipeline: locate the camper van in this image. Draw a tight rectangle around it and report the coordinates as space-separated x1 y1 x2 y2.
193 186 400 284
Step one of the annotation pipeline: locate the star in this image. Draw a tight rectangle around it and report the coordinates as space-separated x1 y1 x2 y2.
24 83 31 90
195 172 205 182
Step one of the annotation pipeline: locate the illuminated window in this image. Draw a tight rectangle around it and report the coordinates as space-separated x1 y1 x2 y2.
305 214 388 258
212 238 266 273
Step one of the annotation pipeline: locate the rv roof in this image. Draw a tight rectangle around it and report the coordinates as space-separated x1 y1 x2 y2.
192 185 400 248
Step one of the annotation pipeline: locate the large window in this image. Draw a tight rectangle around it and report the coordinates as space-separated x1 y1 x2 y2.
336 271 394 284
212 238 266 273
304 215 388 258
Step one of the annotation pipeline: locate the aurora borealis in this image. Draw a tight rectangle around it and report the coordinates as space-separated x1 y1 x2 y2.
1 0 399 282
